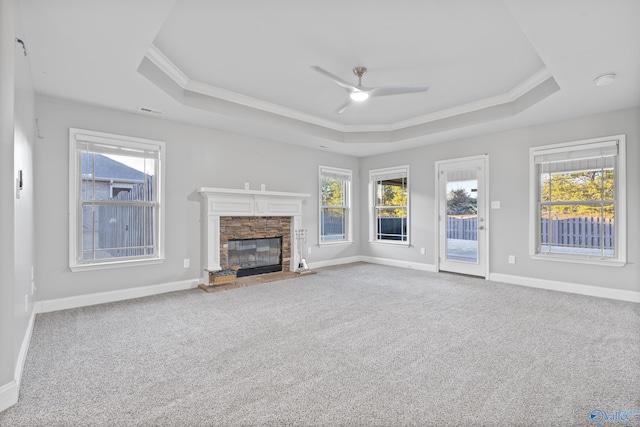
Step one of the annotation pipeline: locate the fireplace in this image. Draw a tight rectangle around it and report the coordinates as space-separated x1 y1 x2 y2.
228 237 283 277
197 187 310 285
219 215 291 275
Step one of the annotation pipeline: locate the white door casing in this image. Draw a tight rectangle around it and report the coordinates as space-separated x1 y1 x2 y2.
436 155 489 278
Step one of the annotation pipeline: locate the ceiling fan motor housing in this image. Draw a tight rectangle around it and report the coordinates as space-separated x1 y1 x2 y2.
353 67 367 77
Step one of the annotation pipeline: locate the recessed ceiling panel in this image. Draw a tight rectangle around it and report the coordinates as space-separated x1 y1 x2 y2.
153 0 545 126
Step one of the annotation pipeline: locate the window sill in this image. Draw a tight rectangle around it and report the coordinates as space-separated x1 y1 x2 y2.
70 257 164 272
319 240 354 247
368 240 410 247
530 254 626 267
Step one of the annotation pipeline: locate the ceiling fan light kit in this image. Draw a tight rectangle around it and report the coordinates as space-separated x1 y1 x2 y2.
312 65 430 114
350 91 369 102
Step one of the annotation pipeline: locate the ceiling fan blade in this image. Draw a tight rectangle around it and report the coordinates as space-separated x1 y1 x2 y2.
368 85 430 97
311 66 358 91
334 99 352 114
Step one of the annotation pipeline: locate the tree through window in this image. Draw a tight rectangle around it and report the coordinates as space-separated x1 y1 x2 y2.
530 135 626 265
319 166 352 243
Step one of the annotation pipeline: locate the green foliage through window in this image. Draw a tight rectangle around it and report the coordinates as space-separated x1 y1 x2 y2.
320 167 351 243
370 167 409 242
447 188 477 215
532 136 624 261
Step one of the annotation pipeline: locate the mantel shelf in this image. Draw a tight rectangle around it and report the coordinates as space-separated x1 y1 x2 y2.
198 187 310 199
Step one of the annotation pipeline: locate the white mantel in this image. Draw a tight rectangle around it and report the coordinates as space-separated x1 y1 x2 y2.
197 187 310 283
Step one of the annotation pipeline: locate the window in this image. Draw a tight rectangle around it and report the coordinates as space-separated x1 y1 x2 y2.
319 166 352 244
370 166 409 243
110 182 134 198
69 128 165 271
530 135 626 266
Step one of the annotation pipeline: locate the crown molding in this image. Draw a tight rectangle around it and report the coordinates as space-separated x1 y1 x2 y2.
389 68 554 131
143 44 557 140
185 80 345 131
145 44 189 88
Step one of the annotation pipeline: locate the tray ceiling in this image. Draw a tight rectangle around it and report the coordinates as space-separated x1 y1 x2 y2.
17 0 640 156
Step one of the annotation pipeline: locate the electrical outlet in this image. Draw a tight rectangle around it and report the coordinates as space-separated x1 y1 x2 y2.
183 259 190 268
307 247 312 254
508 255 516 264
420 247 426 255
491 201 501 209
261 184 266 191
244 182 250 190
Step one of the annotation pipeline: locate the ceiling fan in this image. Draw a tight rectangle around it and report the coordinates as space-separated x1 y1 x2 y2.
311 66 430 114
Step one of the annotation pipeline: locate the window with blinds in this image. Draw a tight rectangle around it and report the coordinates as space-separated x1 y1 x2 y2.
530 135 626 265
319 166 352 243
370 166 409 243
69 128 165 271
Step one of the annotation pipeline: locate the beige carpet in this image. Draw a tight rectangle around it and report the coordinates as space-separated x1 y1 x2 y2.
1 262 638 426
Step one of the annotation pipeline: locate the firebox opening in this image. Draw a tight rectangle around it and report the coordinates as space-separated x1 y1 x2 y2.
228 237 283 278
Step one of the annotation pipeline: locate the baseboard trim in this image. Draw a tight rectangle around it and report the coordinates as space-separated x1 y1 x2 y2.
0 308 36 413
489 273 640 303
361 256 437 272
0 380 18 413
310 256 436 273
15 310 36 388
35 278 200 314
309 256 365 269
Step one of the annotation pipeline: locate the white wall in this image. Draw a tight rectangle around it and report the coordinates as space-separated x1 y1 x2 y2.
13 0 36 361
359 107 640 293
33 97 640 302
34 95 361 301
0 0 36 412
0 0 17 408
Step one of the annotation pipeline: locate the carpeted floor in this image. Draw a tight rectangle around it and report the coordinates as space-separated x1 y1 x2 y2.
1 262 639 426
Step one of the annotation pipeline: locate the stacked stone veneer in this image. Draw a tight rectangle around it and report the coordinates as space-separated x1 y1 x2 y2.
219 216 292 271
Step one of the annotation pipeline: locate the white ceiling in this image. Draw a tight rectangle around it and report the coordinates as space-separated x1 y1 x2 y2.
18 0 640 157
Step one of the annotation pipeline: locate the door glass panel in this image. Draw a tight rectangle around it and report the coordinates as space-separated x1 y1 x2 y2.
445 171 478 263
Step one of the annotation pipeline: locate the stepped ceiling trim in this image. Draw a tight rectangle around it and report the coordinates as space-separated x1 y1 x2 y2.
142 44 559 144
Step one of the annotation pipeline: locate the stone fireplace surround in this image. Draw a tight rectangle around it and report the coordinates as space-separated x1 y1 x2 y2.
198 187 310 284
220 216 291 273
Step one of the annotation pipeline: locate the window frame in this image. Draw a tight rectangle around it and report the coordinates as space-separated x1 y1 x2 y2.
529 134 626 267
369 165 410 246
69 128 165 272
319 165 353 245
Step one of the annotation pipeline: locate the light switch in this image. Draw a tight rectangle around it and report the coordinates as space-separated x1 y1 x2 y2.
491 201 501 209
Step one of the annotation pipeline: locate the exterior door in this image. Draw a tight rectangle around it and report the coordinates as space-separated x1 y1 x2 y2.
436 156 488 278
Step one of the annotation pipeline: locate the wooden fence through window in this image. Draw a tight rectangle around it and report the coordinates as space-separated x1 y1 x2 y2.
540 217 614 249
445 216 614 249
96 180 154 258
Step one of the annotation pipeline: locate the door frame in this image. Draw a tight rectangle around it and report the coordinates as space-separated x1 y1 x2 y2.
435 154 490 279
